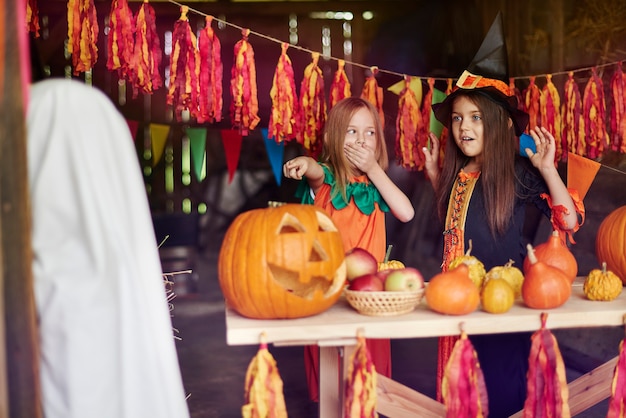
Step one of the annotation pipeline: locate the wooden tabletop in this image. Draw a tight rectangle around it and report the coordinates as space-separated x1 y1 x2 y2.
225 280 626 347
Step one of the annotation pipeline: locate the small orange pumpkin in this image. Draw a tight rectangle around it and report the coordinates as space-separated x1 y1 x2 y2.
596 205 626 285
218 204 346 319
425 264 480 315
522 244 571 309
523 230 577 283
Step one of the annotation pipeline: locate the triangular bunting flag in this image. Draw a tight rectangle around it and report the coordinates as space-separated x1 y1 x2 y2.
186 127 207 182
388 76 423 103
126 119 139 141
261 127 284 186
430 87 447 138
567 152 601 200
221 129 243 183
150 123 170 167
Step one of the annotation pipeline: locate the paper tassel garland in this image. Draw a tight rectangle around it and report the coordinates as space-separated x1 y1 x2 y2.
607 335 626 418
344 331 378 418
361 66 384 128
131 0 162 96
523 312 571 418
26 0 40 37
441 330 489 418
268 43 299 142
167 6 200 122
523 76 542 133
562 72 585 156
298 52 326 157
418 77 434 167
198 16 223 124
242 337 287 418
330 59 351 108
583 67 608 159
230 28 260 136
67 0 99 75
541 74 563 162
395 76 422 171
106 0 135 80
610 63 626 154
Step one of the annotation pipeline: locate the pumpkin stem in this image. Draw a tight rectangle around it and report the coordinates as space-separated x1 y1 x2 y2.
505 259 515 268
384 245 393 263
526 243 538 265
465 239 473 256
602 261 607 274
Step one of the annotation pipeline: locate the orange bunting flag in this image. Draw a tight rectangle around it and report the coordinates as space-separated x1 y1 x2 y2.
198 16 223 124
523 313 571 418
131 0 162 96
562 72 585 157
540 74 563 162
607 337 626 418
361 66 384 128
268 43 299 142
523 76 542 132
106 0 135 80
330 59 351 108
298 52 327 157
230 28 260 136
567 152 601 201
26 0 40 37
344 332 378 417
441 330 488 418
242 338 287 418
583 67 609 159
67 0 99 75
610 63 626 154
395 76 422 171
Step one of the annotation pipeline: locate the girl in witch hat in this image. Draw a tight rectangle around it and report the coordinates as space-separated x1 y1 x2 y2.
423 12 583 417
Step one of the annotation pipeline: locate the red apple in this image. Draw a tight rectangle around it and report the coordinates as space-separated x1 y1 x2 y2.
376 269 396 283
384 267 425 292
348 273 384 291
345 247 378 281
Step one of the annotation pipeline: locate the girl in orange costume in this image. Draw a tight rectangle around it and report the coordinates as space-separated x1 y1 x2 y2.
283 97 414 402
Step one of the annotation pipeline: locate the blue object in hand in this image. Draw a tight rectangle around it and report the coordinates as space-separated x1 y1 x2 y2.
519 133 536 158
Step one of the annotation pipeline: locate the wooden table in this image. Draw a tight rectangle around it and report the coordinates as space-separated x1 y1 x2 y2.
225 281 626 417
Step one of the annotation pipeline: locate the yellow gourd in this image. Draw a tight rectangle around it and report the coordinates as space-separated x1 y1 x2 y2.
484 259 524 299
448 240 486 289
481 277 515 314
377 245 405 271
583 262 623 301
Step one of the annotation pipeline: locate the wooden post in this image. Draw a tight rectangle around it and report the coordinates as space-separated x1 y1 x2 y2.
0 0 43 416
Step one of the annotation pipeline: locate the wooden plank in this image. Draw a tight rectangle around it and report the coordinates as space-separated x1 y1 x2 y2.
377 373 445 418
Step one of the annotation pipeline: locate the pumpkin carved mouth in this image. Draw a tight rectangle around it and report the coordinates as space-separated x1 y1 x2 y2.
267 264 332 298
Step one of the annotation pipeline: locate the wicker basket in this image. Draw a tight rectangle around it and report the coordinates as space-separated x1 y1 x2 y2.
344 288 424 316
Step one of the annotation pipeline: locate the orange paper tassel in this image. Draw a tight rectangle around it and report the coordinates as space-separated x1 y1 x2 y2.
583 67 609 159
131 0 162 96
510 77 523 111
523 313 571 418
607 337 626 418
344 332 378 418
167 6 200 122
540 74 563 162
395 76 422 171
561 72 585 156
230 28 260 136
242 339 287 418
67 0 99 75
330 59 351 108
298 52 327 157
198 16 223 124
268 43 298 142
26 0 40 37
610 63 626 154
523 76 542 132
361 66 384 128
438 79 454 169
106 0 135 80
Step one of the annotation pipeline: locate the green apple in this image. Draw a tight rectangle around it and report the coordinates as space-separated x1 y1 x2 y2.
384 267 425 292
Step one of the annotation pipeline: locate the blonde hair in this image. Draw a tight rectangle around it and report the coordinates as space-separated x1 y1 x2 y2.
318 97 388 201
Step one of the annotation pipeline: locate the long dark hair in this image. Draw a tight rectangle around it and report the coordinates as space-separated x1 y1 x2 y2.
434 91 517 237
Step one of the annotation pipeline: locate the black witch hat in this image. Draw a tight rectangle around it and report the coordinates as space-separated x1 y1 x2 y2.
433 12 529 136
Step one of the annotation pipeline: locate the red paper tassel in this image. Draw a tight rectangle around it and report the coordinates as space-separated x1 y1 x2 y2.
395 76 422 171
610 63 626 154
198 16 223 124
67 0 99 75
330 59 351 108
438 79 453 168
510 77 523 110
298 52 327 157
523 76 542 132
361 66 384 128
417 77 435 170
607 338 626 418
26 0 40 37
561 71 585 156
540 74 563 162
131 0 162 96
583 67 609 159
230 28 260 136
268 43 298 142
106 0 135 80
344 332 378 417
167 6 200 122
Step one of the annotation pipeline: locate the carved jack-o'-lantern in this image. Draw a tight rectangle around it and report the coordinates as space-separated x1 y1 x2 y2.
218 203 347 319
